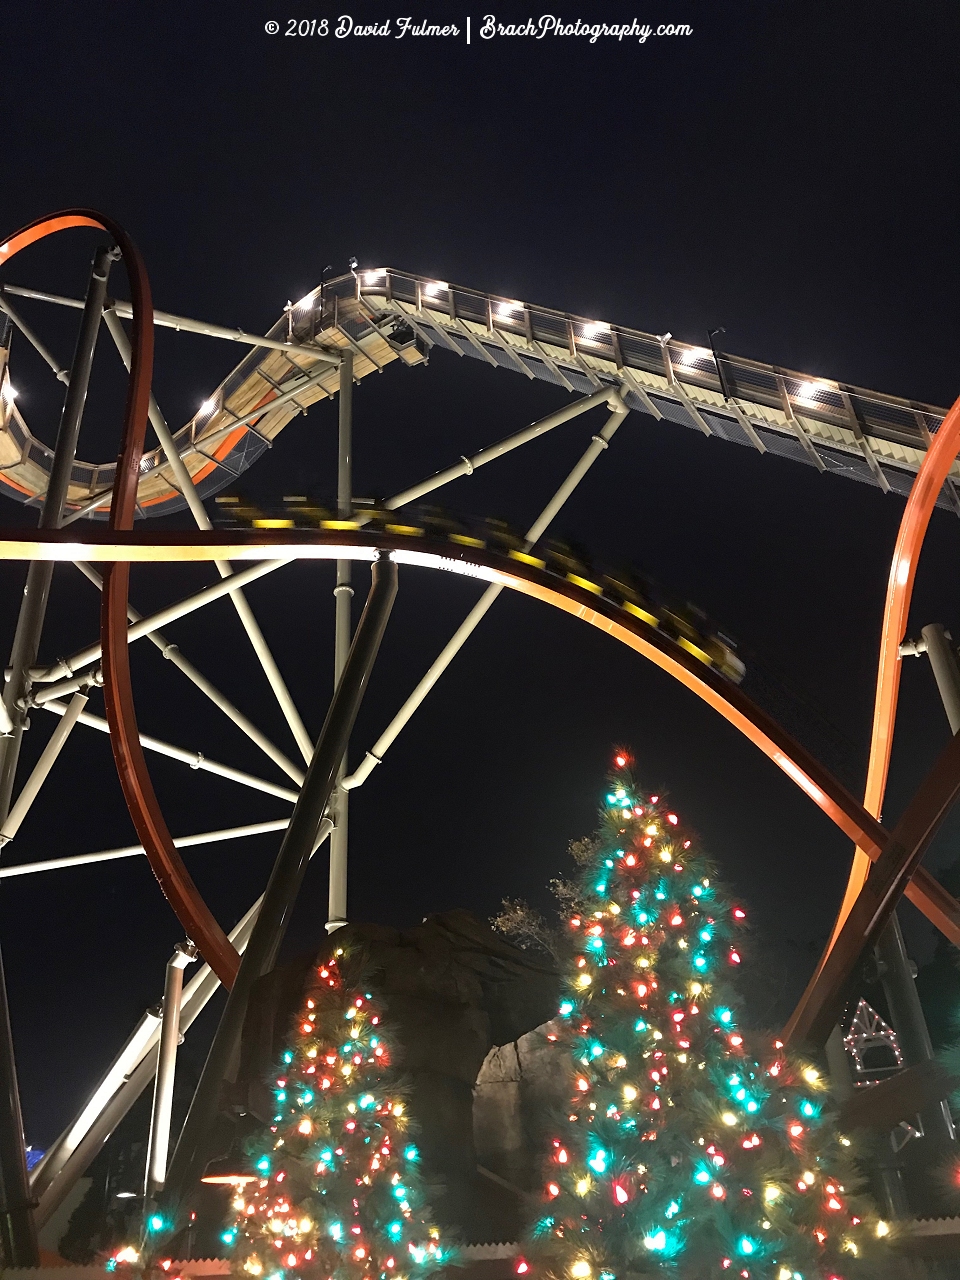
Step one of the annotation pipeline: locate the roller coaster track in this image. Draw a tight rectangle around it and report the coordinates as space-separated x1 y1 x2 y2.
4 516 960 978
2 267 959 522
2 212 960 1225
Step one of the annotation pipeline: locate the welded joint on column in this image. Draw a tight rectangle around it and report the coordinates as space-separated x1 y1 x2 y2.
170 941 198 970
24 667 101 710
460 456 474 475
341 750 382 791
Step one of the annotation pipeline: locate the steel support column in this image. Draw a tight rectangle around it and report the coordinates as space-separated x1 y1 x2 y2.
32 818 336 1228
327 350 354 931
3 283 342 363
68 562 303 784
0 244 113 811
0 951 36 1267
144 944 197 1201
785 725 960 1048
380 385 619 511
876 620 960 1164
162 555 397 1215
875 916 955 1147
32 896 262 1227
0 241 113 1269
920 623 960 732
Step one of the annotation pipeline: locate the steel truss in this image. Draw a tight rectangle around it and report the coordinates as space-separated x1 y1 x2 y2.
0 210 958 1247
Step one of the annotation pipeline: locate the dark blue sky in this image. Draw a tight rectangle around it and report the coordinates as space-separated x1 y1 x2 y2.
1 0 959 1143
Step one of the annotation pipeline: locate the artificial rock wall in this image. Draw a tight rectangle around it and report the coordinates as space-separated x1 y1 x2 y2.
234 910 560 1242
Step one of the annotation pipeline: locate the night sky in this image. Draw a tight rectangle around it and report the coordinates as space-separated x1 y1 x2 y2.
1 0 960 1149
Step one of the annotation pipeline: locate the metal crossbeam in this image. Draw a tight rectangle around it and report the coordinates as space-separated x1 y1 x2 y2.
102 312 315 763
1 283 341 363
39 699 298 802
69 562 303 784
0 818 291 878
381 386 621 511
343 397 628 790
29 558 288 688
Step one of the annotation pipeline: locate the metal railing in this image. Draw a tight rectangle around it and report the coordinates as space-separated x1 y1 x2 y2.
0 269 955 521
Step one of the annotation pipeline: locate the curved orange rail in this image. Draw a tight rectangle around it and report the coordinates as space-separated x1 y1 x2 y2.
0 213 239 987
830 392 960 948
4 214 960 1005
3 524 960 953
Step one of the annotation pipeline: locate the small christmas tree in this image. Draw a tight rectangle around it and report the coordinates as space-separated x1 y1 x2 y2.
523 755 891 1280
227 947 449 1280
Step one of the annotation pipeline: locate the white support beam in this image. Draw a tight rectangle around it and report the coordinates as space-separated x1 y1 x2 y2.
30 559 289 688
2 284 341 363
31 816 334 1223
381 385 621 511
70 561 304 784
343 398 628 790
38 700 298 803
104 312 314 762
0 818 291 878
0 692 87 844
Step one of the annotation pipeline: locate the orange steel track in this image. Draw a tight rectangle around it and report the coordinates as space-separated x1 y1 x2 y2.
831 392 960 943
781 389 960 1042
0 213 240 987
4 213 960 1035
3 523 960 961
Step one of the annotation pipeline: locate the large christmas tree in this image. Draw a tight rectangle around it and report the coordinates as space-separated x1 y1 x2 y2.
226 946 449 1280
523 756 891 1280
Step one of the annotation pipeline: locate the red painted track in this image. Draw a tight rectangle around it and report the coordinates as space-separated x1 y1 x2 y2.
0 213 239 987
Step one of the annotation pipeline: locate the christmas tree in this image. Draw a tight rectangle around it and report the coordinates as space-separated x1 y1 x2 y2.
523 755 891 1280
226 946 450 1280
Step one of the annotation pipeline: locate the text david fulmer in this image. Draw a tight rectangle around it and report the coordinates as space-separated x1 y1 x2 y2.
334 16 461 37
